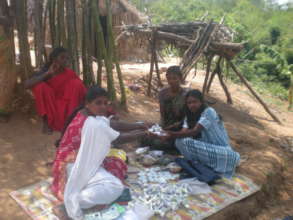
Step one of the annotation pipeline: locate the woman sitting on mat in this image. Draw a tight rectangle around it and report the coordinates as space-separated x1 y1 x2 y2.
141 66 189 152
24 47 87 133
158 65 189 130
51 86 149 219
163 89 240 177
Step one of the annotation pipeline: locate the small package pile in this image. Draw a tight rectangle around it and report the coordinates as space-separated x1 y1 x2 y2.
148 124 167 136
128 167 189 217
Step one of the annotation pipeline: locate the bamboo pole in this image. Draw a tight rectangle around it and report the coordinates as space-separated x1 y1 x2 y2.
105 0 117 101
34 0 44 68
42 0 49 62
92 0 105 87
107 1 127 108
86 0 94 85
65 0 79 73
81 0 93 86
227 59 282 124
57 0 66 47
14 0 32 79
89 1 102 86
92 0 116 100
48 0 57 48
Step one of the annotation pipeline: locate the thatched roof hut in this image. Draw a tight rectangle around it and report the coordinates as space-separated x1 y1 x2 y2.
98 0 149 62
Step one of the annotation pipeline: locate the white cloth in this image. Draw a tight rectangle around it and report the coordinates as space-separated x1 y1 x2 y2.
178 178 211 195
64 116 122 220
117 203 154 220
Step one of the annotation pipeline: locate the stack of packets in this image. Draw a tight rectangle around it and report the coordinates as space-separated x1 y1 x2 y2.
148 124 168 136
126 167 211 217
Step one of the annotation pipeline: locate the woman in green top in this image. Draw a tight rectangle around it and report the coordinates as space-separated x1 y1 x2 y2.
158 66 189 130
142 66 189 152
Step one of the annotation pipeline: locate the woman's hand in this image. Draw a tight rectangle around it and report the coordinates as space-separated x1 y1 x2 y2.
136 121 154 130
163 121 181 131
47 62 60 77
147 129 172 141
158 131 172 142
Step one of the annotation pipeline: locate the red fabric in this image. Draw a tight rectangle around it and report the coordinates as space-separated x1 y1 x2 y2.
51 112 127 201
102 156 128 181
32 68 87 131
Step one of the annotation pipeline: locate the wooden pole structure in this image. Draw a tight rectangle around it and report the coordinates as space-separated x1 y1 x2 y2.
227 59 282 124
154 50 163 87
217 60 233 104
147 30 156 96
202 55 213 96
207 56 222 93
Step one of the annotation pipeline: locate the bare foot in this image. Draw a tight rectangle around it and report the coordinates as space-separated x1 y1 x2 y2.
52 204 70 220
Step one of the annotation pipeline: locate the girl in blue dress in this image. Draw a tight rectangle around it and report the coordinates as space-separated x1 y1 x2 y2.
165 89 240 177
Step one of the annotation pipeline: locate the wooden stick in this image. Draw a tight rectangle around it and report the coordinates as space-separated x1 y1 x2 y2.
147 31 156 96
152 31 163 87
207 71 217 94
119 29 243 58
202 55 213 96
227 59 282 124
217 61 233 104
206 57 221 93
154 50 163 87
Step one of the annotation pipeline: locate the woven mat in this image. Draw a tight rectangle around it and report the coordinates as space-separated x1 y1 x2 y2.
9 173 259 220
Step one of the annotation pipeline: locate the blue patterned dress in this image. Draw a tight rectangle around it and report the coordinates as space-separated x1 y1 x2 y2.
175 107 240 177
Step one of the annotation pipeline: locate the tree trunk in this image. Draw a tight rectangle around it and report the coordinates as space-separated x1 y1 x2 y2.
0 22 16 112
15 0 32 80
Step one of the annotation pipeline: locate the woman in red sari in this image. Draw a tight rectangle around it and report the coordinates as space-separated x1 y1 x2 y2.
24 47 87 133
51 86 149 219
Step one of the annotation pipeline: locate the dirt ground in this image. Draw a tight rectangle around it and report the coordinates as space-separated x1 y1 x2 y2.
0 61 292 220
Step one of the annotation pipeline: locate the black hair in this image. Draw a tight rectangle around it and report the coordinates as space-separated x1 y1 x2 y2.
166 65 182 78
184 89 208 130
84 86 108 103
55 86 108 147
42 47 68 72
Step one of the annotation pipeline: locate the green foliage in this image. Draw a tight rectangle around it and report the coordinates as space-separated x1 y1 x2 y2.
284 48 293 65
135 0 293 105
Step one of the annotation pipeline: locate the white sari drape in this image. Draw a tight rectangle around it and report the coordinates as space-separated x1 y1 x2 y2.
64 116 123 220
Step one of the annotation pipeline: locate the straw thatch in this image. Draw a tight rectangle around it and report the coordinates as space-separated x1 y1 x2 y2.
109 0 149 61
